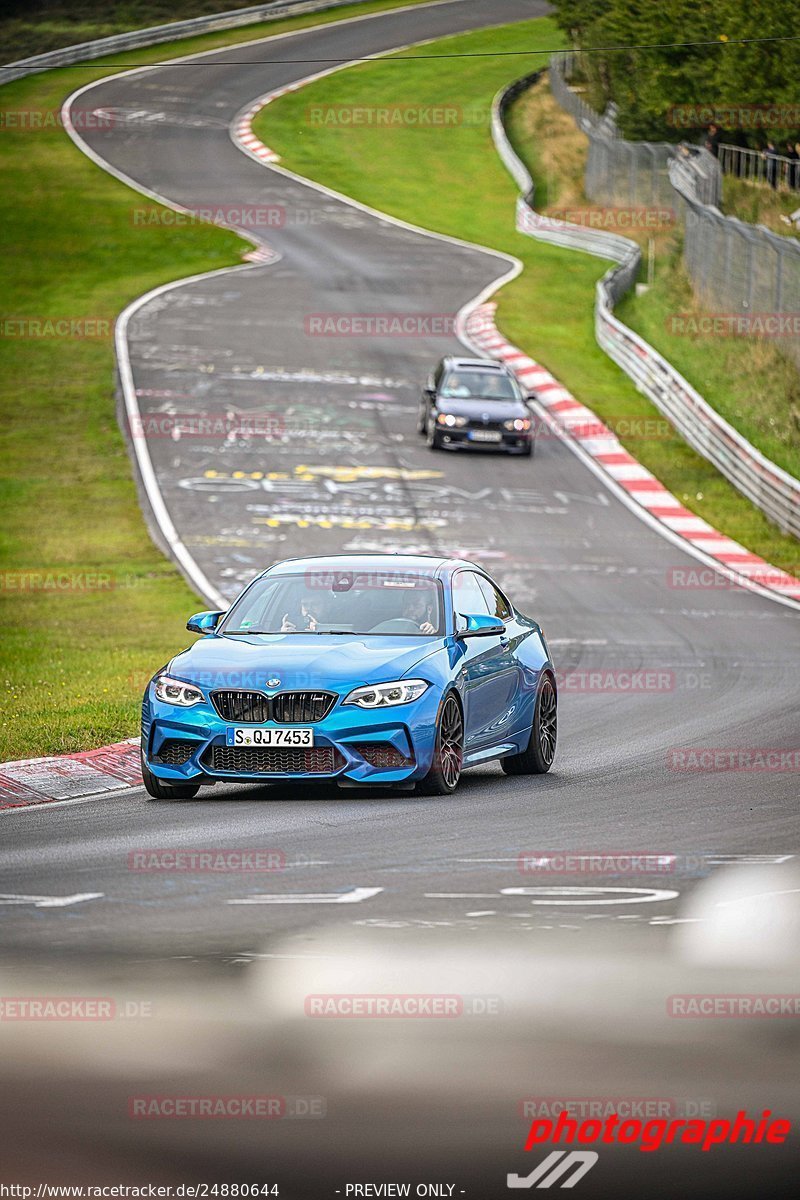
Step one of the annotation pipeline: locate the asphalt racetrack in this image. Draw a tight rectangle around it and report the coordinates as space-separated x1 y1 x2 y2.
1 2 799 1194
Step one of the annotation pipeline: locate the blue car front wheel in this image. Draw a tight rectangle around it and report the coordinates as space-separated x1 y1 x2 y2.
417 693 463 796
141 751 201 801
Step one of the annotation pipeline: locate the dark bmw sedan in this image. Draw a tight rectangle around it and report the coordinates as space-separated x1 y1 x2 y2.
418 356 534 455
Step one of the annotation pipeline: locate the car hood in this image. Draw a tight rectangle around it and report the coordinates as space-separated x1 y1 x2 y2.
436 396 527 421
169 633 444 691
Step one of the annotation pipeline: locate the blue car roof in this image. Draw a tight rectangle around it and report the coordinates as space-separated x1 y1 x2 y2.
262 554 478 579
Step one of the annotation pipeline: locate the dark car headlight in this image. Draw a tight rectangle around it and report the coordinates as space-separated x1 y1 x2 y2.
343 679 430 708
503 418 532 432
154 675 204 707
437 413 467 428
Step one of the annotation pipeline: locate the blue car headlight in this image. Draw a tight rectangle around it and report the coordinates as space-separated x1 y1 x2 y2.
342 679 430 709
154 675 204 707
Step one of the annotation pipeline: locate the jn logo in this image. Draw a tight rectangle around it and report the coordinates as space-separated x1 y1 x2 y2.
508 1151 599 1189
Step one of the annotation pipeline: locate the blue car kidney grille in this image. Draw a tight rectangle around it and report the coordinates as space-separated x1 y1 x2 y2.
210 690 335 723
211 690 271 722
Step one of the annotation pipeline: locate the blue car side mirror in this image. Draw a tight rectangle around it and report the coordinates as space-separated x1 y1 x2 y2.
186 610 225 635
456 613 506 639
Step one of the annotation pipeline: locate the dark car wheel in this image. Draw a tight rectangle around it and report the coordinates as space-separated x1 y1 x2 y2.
418 693 463 795
141 751 201 800
501 675 557 775
426 418 442 451
417 403 428 434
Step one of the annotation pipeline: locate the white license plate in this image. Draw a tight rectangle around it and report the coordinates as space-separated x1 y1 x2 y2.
469 429 502 442
226 727 314 747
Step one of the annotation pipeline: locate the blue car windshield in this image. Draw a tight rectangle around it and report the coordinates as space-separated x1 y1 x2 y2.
440 371 518 401
221 571 444 636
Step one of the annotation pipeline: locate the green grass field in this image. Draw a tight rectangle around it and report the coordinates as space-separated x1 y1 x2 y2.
254 21 799 579
0 0 445 761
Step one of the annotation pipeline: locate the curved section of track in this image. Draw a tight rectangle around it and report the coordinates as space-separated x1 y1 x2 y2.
1 0 797 961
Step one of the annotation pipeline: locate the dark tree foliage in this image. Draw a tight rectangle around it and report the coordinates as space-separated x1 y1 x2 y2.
550 0 800 146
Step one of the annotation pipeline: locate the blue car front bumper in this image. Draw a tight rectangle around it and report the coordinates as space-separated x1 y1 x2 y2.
141 683 445 786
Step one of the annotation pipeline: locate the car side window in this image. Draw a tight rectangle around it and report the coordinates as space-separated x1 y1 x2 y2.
453 571 491 628
477 575 512 620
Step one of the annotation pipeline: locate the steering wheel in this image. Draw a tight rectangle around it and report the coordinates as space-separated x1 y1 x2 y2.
369 617 423 634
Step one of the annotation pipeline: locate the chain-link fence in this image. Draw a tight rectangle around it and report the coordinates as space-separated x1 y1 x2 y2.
494 67 800 537
550 54 800 371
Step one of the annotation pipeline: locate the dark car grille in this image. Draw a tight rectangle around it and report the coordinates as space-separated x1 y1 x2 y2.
211 690 271 722
141 693 151 741
352 742 412 769
210 690 335 724
203 744 344 775
155 739 196 766
466 417 504 431
272 691 335 723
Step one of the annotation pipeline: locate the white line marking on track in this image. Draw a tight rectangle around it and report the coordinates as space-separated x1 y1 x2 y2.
0 892 104 908
501 887 679 905
228 886 383 905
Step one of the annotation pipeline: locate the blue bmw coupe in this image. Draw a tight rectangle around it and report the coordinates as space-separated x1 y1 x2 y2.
140 555 557 799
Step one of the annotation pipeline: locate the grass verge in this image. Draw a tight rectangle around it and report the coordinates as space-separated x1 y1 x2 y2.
0 0 445 761
255 35 799 579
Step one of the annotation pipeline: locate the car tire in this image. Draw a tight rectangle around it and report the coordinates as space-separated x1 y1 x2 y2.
417 693 463 795
426 418 442 451
141 752 201 800
417 404 428 434
501 675 557 775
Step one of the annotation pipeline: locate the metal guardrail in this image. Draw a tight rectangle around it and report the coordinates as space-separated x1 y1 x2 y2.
491 69 800 539
718 143 800 192
0 0 359 86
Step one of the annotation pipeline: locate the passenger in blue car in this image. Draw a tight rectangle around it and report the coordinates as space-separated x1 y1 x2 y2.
280 599 319 633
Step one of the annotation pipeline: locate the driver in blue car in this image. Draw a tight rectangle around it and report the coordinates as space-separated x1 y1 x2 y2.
403 589 436 634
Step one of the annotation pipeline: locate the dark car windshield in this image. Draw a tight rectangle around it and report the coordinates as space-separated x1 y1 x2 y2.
440 370 518 402
221 571 444 637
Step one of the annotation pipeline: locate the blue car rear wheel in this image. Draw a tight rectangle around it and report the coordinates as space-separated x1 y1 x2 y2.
501 675 557 775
